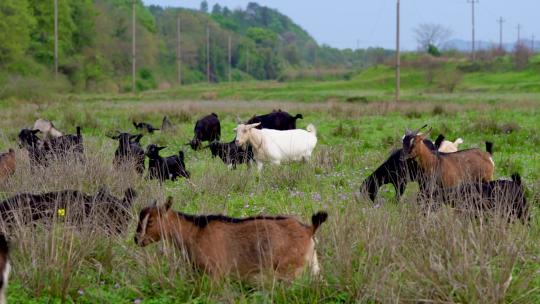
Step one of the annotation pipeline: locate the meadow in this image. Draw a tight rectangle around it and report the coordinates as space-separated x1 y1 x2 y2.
0 85 539 303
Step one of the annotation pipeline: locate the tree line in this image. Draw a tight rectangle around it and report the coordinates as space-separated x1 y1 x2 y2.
0 0 393 95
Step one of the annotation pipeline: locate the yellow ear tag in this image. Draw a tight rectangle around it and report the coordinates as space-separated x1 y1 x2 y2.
57 208 66 217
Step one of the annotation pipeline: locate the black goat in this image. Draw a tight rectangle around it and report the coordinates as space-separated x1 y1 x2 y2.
246 109 303 130
109 132 145 175
189 113 221 150
440 174 528 222
133 121 159 133
18 126 83 165
146 144 190 181
361 139 438 202
18 129 47 165
0 187 137 234
208 139 254 169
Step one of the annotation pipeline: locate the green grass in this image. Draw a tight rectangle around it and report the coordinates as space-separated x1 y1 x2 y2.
0 81 540 303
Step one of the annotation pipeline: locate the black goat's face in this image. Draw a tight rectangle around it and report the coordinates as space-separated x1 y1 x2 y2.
145 144 166 158
189 138 201 151
18 129 41 149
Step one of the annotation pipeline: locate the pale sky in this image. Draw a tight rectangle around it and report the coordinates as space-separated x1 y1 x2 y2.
142 0 539 50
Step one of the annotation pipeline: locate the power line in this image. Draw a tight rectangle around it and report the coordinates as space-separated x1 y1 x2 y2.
54 0 58 79
206 23 210 83
497 17 505 49
395 0 400 102
132 0 136 93
228 35 232 83
467 0 479 61
176 13 182 85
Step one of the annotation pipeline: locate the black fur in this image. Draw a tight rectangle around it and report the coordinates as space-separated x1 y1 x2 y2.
0 233 8 291
178 212 288 229
208 139 254 169
247 109 303 130
110 132 145 175
440 174 528 222
361 139 437 202
18 127 84 166
0 187 137 234
133 121 159 133
146 144 190 181
311 211 328 231
189 113 221 150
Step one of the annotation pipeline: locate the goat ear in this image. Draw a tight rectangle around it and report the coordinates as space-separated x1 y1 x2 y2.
164 196 173 211
247 122 261 129
31 129 40 134
157 146 167 151
151 200 157 208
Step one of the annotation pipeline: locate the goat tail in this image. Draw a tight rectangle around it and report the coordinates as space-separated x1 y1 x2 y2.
311 211 328 234
306 124 317 136
485 141 494 155
0 233 8 256
511 173 522 185
295 114 304 120
454 138 464 145
76 126 82 136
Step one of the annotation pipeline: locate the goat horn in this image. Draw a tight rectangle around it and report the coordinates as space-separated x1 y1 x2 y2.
415 124 428 134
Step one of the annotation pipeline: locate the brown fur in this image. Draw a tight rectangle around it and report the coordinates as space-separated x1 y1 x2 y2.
134 197 326 280
407 133 493 187
0 149 16 184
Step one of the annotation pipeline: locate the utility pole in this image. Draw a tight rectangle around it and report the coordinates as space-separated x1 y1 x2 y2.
395 0 400 102
176 13 182 85
54 0 58 79
532 34 535 52
517 24 522 44
468 0 479 61
206 23 210 83
228 35 232 83
497 17 505 50
132 0 136 93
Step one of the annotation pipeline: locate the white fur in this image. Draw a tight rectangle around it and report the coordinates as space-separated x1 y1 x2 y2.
0 261 10 304
438 138 463 153
235 123 317 171
33 119 63 139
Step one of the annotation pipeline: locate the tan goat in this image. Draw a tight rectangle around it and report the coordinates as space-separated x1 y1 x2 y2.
403 129 494 188
0 149 15 184
134 197 327 280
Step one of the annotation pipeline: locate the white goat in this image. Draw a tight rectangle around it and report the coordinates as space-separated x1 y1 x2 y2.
33 119 63 139
438 138 464 153
234 123 317 171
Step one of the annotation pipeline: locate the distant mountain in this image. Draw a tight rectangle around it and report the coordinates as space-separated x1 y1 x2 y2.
443 39 538 52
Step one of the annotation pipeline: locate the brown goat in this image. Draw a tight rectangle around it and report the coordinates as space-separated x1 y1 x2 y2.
0 149 16 184
403 129 494 188
134 197 327 280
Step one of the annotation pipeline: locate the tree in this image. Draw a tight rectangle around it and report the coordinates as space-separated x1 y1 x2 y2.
199 1 208 13
0 0 35 65
414 23 452 51
211 4 222 15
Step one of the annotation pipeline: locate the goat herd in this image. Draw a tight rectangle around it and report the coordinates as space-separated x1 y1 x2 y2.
0 109 530 298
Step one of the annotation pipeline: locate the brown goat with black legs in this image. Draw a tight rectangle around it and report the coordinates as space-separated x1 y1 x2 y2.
402 127 494 189
134 197 327 280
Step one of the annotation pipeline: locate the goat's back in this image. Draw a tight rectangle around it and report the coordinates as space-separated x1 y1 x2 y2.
195 217 313 277
256 128 317 160
438 148 494 186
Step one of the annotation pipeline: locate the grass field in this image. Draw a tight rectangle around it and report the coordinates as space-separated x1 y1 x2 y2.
0 84 539 303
